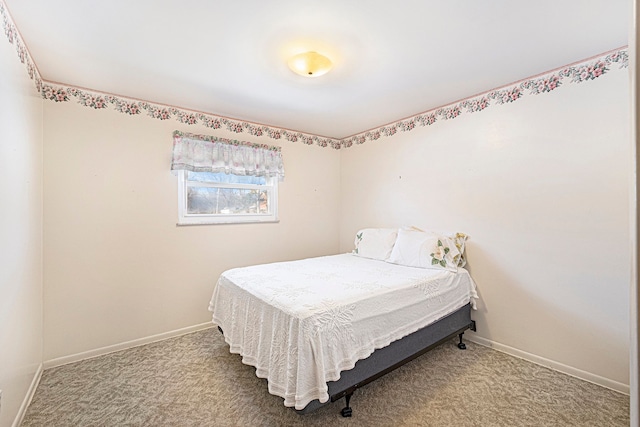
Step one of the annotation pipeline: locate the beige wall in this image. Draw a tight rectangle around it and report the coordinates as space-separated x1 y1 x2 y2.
42 101 341 361
631 1 639 423
41 60 632 392
0 30 43 427
340 69 631 389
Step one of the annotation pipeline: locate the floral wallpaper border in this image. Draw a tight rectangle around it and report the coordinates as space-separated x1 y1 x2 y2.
1 0 42 93
0 1 629 150
173 130 282 152
341 49 628 148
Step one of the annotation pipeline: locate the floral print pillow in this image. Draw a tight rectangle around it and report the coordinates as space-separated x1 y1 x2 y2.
450 232 468 267
401 226 469 267
387 229 460 272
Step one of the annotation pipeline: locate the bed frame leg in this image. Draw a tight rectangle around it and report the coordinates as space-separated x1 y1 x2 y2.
340 393 353 417
457 332 467 350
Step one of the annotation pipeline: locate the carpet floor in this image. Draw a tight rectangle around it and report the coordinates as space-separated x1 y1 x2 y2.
22 328 629 426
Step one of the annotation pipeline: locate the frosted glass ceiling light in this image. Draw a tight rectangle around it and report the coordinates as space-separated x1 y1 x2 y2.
288 51 332 77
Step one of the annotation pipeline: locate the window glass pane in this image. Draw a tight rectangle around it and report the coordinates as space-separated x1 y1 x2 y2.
187 187 269 214
187 171 266 185
178 170 277 224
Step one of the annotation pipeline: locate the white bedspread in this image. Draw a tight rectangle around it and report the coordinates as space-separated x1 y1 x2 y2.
209 254 478 410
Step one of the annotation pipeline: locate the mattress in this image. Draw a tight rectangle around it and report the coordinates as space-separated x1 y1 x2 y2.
209 253 478 410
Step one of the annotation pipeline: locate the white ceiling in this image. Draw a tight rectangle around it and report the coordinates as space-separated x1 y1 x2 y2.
4 0 630 139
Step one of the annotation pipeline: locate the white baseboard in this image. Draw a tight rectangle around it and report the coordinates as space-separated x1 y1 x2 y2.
36 325 629 398
12 363 43 427
43 322 214 369
468 335 630 395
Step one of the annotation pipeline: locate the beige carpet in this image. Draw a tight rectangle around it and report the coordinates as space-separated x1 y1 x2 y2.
22 328 629 426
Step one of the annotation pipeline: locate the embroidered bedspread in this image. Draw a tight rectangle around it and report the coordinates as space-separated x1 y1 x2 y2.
209 254 478 410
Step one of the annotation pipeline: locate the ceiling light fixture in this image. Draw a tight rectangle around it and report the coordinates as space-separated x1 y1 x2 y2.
287 51 332 77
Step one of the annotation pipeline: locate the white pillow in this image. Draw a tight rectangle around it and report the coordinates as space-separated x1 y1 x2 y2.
387 229 460 272
353 228 398 260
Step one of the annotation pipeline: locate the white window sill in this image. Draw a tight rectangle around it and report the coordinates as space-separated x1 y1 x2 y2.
176 218 280 226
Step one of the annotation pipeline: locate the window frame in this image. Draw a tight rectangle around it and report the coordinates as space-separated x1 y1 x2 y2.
176 170 279 225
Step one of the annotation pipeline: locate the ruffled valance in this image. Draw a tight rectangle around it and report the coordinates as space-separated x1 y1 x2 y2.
171 130 285 180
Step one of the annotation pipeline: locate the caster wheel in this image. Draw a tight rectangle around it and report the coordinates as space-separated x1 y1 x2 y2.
341 407 352 418
457 342 466 350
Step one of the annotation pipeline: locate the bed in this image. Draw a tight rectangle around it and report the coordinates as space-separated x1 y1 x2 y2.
209 227 478 416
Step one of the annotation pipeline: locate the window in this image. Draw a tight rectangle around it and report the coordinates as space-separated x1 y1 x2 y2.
177 171 278 225
171 130 284 225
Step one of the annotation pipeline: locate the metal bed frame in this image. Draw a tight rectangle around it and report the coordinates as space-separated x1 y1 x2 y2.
219 302 475 417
